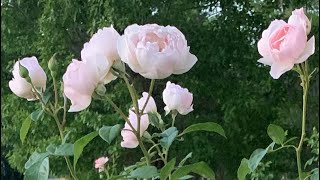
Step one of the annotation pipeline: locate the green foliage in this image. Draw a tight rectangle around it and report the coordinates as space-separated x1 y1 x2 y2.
159 127 179 150
171 161 215 179
99 124 122 144
24 152 50 180
237 142 275 179
73 131 98 170
20 117 32 143
267 124 286 145
237 159 250 180
179 122 226 138
129 166 159 179
250 161 274 180
160 158 176 180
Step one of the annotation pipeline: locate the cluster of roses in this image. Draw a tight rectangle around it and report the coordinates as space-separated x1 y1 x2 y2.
9 24 197 172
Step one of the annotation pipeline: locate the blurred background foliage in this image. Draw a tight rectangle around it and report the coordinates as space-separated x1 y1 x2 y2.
1 0 319 179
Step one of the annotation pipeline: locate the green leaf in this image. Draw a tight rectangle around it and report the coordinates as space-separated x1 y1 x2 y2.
42 90 51 104
247 142 275 171
311 168 319 180
129 166 159 178
99 124 121 144
160 158 176 180
171 161 215 179
73 131 98 170
20 117 32 143
54 143 74 156
267 124 286 144
45 144 56 154
237 158 250 180
30 109 43 122
46 143 73 156
148 112 163 129
179 122 226 138
178 152 192 167
24 157 49 180
160 127 178 149
24 152 50 170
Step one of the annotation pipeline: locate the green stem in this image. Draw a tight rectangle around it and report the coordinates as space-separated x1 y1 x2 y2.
122 76 152 165
138 138 151 165
141 79 155 114
31 83 78 180
171 111 177 127
61 93 67 129
52 77 59 109
296 62 309 180
269 144 296 153
53 114 78 180
104 95 137 134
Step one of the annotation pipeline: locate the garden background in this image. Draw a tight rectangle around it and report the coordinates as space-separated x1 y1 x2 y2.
1 0 319 179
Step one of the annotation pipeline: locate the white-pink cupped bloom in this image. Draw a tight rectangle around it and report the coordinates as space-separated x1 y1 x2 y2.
81 26 121 84
162 81 193 115
63 59 99 112
94 156 109 171
288 8 311 35
121 111 149 148
257 14 315 79
117 24 198 79
9 56 47 100
137 92 157 114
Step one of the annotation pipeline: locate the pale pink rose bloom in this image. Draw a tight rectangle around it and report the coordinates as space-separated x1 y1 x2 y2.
257 18 315 79
117 24 197 79
288 8 311 34
81 26 121 84
63 59 99 112
9 56 47 100
162 81 193 115
121 111 149 148
94 156 109 170
137 92 157 113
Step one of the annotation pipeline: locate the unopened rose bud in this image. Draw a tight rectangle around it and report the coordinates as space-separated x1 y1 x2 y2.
48 53 58 76
19 61 29 79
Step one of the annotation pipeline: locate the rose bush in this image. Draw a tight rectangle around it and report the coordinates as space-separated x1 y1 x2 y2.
10 23 225 180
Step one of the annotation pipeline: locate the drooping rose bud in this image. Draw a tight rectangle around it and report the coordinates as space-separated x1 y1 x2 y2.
94 156 109 172
162 81 193 115
63 59 99 112
121 111 149 148
9 56 47 100
117 24 198 79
